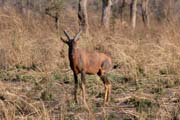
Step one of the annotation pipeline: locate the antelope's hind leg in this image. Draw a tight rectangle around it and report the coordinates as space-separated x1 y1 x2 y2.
101 75 111 104
98 70 111 104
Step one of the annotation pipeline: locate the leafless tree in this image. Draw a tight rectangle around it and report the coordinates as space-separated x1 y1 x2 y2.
101 0 112 29
165 0 176 22
116 0 150 28
45 0 63 32
130 0 137 29
78 0 89 34
141 0 150 27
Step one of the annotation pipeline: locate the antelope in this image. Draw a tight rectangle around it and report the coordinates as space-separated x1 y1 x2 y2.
61 30 112 105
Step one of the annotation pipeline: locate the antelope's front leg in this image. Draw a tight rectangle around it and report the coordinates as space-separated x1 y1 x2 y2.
73 72 78 103
80 71 86 103
80 71 92 113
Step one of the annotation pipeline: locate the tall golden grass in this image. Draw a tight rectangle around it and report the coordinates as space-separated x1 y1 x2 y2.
0 5 180 120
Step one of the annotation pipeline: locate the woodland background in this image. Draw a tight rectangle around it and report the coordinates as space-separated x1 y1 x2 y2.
0 0 180 120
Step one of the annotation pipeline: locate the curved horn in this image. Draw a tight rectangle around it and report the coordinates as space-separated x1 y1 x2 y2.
74 30 82 41
63 30 71 40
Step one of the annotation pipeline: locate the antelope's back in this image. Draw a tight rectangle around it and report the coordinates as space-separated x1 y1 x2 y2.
79 49 112 74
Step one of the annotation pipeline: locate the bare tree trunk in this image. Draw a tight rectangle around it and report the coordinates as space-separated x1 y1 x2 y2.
130 0 137 29
119 0 126 22
101 0 112 29
141 0 150 28
166 0 174 22
78 0 89 34
45 9 59 30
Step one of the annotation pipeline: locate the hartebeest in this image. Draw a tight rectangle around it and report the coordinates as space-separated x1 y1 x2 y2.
61 30 112 105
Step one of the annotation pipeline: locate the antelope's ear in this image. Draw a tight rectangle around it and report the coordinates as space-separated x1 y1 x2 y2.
60 37 68 44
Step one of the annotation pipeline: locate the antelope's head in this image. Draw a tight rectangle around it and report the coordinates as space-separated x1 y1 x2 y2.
61 30 82 56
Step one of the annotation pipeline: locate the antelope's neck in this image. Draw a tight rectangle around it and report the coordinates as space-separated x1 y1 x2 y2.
68 48 79 70
69 48 78 60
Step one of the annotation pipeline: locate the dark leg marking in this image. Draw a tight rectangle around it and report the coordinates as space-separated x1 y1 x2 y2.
73 72 78 103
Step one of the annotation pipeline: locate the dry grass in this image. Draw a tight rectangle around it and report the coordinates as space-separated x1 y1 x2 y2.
0 5 180 120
